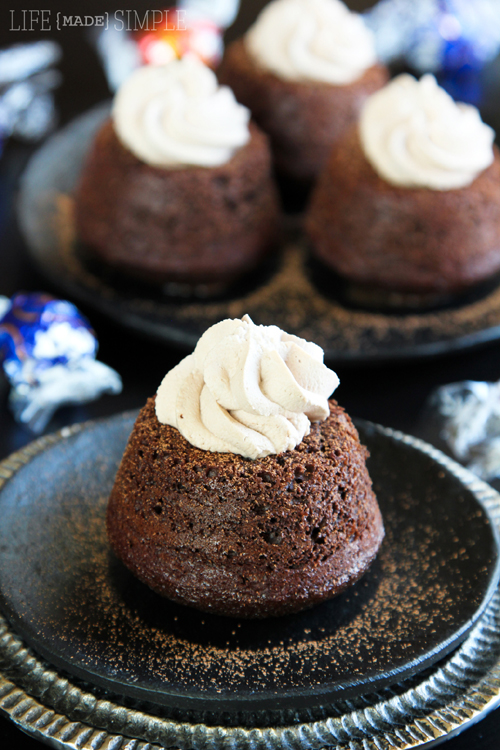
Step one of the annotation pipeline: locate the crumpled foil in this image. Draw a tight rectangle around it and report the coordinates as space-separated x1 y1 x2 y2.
0 293 122 433
0 41 62 148
427 380 500 481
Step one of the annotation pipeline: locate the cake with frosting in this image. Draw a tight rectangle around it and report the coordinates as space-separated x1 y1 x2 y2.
75 57 280 290
217 0 388 183
107 315 384 618
306 73 500 294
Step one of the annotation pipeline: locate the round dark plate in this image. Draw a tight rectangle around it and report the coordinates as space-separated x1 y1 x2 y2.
0 412 498 722
17 105 500 363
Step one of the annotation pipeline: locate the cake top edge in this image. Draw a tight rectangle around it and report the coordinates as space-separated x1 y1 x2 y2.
245 0 377 86
112 55 251 169
359 72 496 191
155 314 340 459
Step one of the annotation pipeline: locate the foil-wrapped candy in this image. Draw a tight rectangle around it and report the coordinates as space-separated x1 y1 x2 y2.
366 0 500 104
0 41 62 148
0 293 122 433
425 380 500 481
367 0 500 71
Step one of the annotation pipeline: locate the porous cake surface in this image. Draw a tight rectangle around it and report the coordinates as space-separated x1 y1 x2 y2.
75 119 279 285
107 398 384 618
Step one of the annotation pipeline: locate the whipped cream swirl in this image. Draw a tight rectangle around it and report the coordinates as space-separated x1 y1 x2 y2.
113 57 250 168
359 74 495 190
156 315 339 459
245 0 377 85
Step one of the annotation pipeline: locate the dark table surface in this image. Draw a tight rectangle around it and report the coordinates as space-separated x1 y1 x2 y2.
2 1 500 747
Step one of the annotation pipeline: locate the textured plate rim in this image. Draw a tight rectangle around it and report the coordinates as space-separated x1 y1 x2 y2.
1 419 500 748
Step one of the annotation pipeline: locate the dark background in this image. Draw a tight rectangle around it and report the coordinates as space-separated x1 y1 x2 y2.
1 1 500 747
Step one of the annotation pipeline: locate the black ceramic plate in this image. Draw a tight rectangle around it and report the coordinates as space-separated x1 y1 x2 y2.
0 412 498 722
17 105 500 363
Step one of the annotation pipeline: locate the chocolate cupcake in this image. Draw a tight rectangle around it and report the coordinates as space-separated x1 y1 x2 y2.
75 58 280 290
107 316 384 618
306 74 500 295
218 0 388 183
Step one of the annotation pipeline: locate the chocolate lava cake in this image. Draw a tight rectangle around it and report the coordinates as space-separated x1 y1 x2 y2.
107 397 384 619
75 119 280 288
306 127 500 294
218 39 388 183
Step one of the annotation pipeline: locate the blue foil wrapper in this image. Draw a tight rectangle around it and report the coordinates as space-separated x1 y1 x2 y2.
366 0 500 105
0 292 122 433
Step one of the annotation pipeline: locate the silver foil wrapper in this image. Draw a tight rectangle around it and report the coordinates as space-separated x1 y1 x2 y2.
427 379 500 481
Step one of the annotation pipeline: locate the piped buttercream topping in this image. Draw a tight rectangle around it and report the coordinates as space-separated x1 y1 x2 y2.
113 56 250 168
245 0 377 85
155 315 339 458
359 73 495 190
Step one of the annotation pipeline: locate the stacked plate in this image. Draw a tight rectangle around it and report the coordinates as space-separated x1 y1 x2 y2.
0 413 499 749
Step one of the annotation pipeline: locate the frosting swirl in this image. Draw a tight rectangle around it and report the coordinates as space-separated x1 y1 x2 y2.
359 73 495 190
155 315 339 459
245 0 377 85
113 56 250 168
